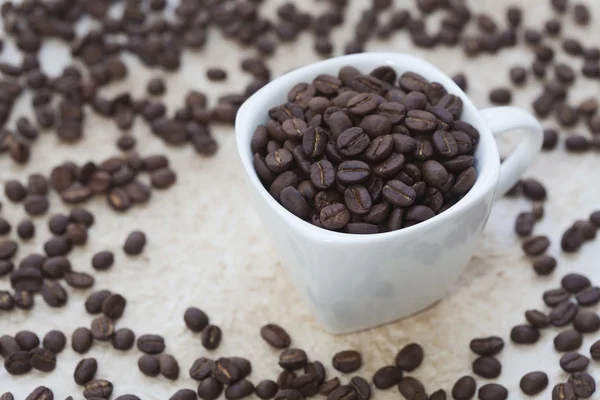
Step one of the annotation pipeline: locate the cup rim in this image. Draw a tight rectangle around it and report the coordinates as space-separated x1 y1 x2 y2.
235 52 500 243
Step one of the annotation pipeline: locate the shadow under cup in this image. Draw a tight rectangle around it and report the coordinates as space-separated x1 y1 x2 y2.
236 53 499 333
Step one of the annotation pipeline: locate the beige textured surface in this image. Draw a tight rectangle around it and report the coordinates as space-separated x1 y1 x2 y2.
1 0 600 398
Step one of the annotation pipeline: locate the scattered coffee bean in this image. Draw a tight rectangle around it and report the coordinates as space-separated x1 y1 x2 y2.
552 383 576 400
525 310 549 328
576 286 600 306
123 230 146 255
549 301 579 326
5 350 32 375
332 350 362 373
16 220 34 239
74 358 98 385
472 356 501 379
256 380 279 399
478 383 507 400
83 379 113 399
469 337 504 356
137 334 165 354
452 376 476 400
15 330 39 351
112 328 135 351
159 353 180 380
198 377 223 400
573 309 600 333
261 323 291 348
280 349 308 370
202 325 222 350
43 330 66 354
562 226 584 252
138 354 160 377
92 251 114 270
398 377 426 399
102 293 126 319
568 372 596 398
373 365 403 389
184 307 209 332
510 325 540 344
72 327 93 354
562 273 591 293
170 389 197 400
489 88 511 105
560 352 590 373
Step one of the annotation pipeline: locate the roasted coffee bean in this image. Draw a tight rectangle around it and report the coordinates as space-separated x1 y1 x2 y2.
102 293 126 319
11 266 43 292
44 237 72 257
590 340 600 360
472 357 501 379
550 301 579 327
72 327 93 354
373 366 403 389
405 110 437 134
489 89 511 105
422 160 448 188
189 358 216 381
395 343 424 371
184 307 209 332
15 331 39 351
150 167 177 189
91 316 115 341
398 377 426 399
303 127 328 158
510 325 540 344
469 337 504 356
332 350 362 373
0 259 13 276
40 330 65 355
344 186 372 215
75 358 99 385
364 135 394 163
524 310 549 328
41 280 67 307
226 380 255 400
0 335 20 358
159 353 179 380
123 231 146 255
16 220 34 240
544 288 570 307
5 351 32 375
576 286 600 306
274 389 303 400
402 91 428 111
25 387 54 400
213 357 241 384
0 290 14 310
378 103 406 125
515 212 535 237
562 226 584 252
573 220 596 240
337 127 370 157
554 329 583 352
65 271 94 289
256 380 278 399
230 357 252 380
310 160 336 189
452 376 476 400
519 371 548 395
0 218 10 235
278 370 297 389
552 383 576 400
562 273 591 293
349 377 370 400
290 374 320 397
198 377 224 400
320 203 351 230
560 352 589 373
280 348 308 370
170 389 196 400
382 180 416 207
568 372 595 398
260 324 291 348
574 4 591 25
202 325 222 350
522 179 546 200
319 378 341 396
137 334 165 354
281 186 310 219
91 251 114 271
573 309 600 333
23 195 49 216
83 379 113 399
522 235 550 256
85 290 111 315
112 328 135 351
478 384 507 400
542 129 558 150
432 130 458 157
327 385 356 400
533 255 557 276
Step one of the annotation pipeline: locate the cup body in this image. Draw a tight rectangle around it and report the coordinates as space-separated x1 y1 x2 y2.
236 53 500 334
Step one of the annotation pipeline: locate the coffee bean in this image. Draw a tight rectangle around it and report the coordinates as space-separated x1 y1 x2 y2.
510 325 540 344
281 187 310 219
5 350 32 375
48 215 68 235
41 280 68 307
91 316 115 341
573 309 600 333
261 324 291 348
25 387 54 400
91 251 114 271
112 328 135 351
5 180 27 202
30 348 56 372
303 127 328 158
337 127 370 157
44 237 72 257
521 179 546 200
544 288 569 306
280 348 308 370
16 220 34 240
184 307 209 332
11 266 43 292
319 378 341 396
123 231 146 255
23 195 49 216
565 134 591 152
395 343 424 372
422 160 449 188
102 293 126 319
310 160 335 190
472 357 501 379
518 371 548 395
65 271 94 289
478 384 507 400
573 220 596 240
198 324 220 350
405 110 437 134
137 334 165 354
452 376 476 400
256 380 278 399
489 88 511 105
554 329 583 352
373 366 403 389
72 327 93 354
43 330 66 354
562 273 591 293
402 92 428 111
332 350 362 373
170 390 196 400
0 290 13 310
568 372 596 398
83 379 113 399
590 210 600 226
320 203 351 230
590 340 600 360
560 352 589 373
226 380 255 399
576 286 600 306
158 353 179 380
522 235 550 256
278 370 297 389
213 357 241 384
549 301 579 326
381 180 415 208
552 383 576 400
0 240 18 260
198 377 224 400
73 358 98 386
0 259 13 276
469 337 504 357
349 377 370 400
562 226 584 252
542 129 558 150
515 212 535 237
274 389 303 400
327 385 356 400
138 354 160 377
14 331 39 351
398 377 426 399
0 335 20 358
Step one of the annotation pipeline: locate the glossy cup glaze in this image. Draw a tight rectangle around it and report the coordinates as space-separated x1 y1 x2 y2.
235 53 543 334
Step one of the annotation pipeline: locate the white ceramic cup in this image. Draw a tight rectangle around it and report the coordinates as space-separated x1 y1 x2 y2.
235 53 543 334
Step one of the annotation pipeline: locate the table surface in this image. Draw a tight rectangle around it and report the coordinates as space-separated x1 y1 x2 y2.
1 0 600 398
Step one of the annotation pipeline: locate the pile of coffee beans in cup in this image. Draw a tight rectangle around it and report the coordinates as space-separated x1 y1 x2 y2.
1 0 600 398
252 67 478 234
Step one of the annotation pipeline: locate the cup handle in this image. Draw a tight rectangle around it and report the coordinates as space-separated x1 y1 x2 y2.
479 106 544 197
